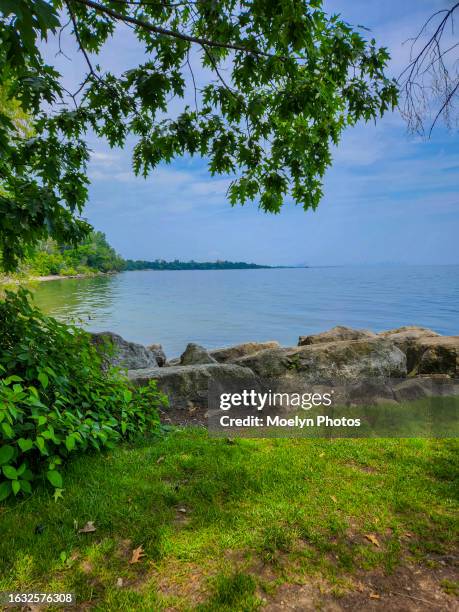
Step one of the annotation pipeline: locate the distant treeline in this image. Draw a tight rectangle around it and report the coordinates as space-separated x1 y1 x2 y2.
4 231 275 278
124 259 271 271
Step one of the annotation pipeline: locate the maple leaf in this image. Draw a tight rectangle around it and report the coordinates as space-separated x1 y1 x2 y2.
78 521 96 534
129 545 145 564
364 534 380 547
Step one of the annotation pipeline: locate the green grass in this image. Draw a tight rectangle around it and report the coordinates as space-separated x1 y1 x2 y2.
0 430 458 610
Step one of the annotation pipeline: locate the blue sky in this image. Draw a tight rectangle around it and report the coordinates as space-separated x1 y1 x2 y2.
50 1 458 265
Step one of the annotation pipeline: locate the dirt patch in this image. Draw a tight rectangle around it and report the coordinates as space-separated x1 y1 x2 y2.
152 559 217 607
264 563 459 611
173 506 191 527
344 461 379 474
159 405 207 427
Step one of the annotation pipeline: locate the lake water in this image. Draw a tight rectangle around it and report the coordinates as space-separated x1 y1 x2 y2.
32 266 459 358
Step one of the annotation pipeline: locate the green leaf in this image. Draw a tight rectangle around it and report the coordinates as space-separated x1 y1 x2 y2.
4 375 23 384
0 445 14 465
1 422 14 439
35 436 47 455
3 465 18 480
38 371 49 389
20 480 32 494
0 480 11 501
37 415 47 426
65 435 76 452
16 463 26 477
18 438 34 452
22 469 34 481
11 480 20 496
46 470 63 488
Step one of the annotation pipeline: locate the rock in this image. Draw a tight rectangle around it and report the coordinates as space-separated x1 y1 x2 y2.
235 338 407 381
377 326 440 372
166 357 180 367
210 341 280 363
378 325 439 339
128 363 256 410
413 336 459 377
147 343 167 367
378 327 458 376
392 378 435 402
180 343 217 365
394 376 459 402
91 332 158 369
298 325 376 346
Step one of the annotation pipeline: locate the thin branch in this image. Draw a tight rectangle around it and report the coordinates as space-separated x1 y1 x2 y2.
429 78 459 135
186 49 199 113
399 2 459 135
66 0 103 84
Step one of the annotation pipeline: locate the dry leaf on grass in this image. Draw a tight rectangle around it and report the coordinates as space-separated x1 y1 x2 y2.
369 593 381 599
364 534 380 547
129 545 146 564
156 456 165 464
78 521 96 533
178 507 187 513
330 495 337 504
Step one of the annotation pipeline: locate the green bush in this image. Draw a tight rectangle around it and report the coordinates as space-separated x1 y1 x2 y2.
0 289 167 501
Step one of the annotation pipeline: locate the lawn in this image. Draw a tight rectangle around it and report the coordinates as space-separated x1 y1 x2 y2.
0 429 458 610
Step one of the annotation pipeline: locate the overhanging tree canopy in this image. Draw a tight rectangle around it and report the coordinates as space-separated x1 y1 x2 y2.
0 0 398 270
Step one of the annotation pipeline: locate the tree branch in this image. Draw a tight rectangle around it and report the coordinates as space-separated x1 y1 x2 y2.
71 0 277 58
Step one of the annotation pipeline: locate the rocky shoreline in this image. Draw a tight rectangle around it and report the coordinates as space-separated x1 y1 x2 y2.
91 325 459 423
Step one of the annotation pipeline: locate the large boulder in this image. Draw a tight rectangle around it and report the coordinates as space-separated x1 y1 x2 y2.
147 343 167 367
378 327 459 376
298 325 376 346
412 336 459 377
378 325 439 339
180 343 217 365
377 326 440 373
128 363 255 410
210 341 280 363
235 338 407 381
91 332 158 369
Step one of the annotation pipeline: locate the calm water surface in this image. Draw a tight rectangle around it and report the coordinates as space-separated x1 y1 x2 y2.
32 266 459 357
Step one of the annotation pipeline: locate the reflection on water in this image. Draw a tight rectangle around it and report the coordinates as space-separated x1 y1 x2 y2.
32 266 459 357
32 275 116 325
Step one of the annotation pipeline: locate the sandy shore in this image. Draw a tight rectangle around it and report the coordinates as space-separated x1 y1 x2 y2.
31 273 98 282
0 271 117 285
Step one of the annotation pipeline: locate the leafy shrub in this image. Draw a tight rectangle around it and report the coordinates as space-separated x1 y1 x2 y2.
0 289 167 501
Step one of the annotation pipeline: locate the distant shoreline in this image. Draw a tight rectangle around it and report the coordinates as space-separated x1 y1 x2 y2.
33 266 307 281
0 265 310 285
123 258 308 271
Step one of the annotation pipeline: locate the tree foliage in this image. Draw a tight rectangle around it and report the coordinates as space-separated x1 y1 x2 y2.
0 0 398 270
24 231 125 276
